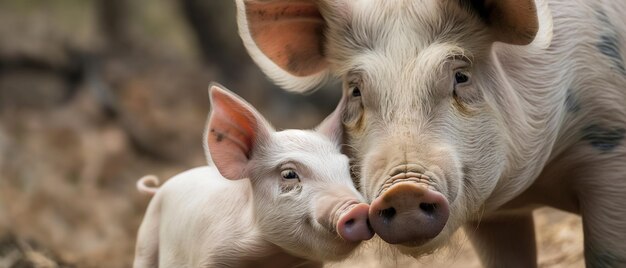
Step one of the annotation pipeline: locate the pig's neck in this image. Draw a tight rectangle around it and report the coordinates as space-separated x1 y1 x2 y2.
214 210 322 267
482 43 569 210
237 242 322 268
245 249 322 268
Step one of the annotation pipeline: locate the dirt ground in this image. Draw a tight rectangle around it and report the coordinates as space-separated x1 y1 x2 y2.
329 208 584 268
0 1 585 267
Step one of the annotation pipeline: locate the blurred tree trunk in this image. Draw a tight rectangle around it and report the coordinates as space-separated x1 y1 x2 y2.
97 0 133 51
179 0 248 79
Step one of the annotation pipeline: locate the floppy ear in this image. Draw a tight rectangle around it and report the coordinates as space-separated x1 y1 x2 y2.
465 0 540 45
205 83 272 180
236 0 331 93
315 94 346 145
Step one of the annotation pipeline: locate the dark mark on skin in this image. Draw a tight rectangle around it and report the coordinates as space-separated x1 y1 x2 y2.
210 128 225 142
582 124 626 152
565 88 581 113
596 10 626 76
216 133 224 142
597 35 626 75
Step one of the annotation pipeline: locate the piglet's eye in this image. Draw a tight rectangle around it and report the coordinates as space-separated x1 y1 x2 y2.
281 169 300 180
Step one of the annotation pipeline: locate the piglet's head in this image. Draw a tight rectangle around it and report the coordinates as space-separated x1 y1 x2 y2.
205 84 372 261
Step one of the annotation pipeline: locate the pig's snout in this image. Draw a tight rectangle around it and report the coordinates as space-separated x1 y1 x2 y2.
336 203 374 242
369 182 449 245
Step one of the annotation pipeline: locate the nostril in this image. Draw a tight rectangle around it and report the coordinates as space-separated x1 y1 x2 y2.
379 207 396 223
337 203 374 242
419 203 437 215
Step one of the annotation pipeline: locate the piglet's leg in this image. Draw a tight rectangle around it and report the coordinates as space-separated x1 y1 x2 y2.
465 213 537 268
133 195 161 268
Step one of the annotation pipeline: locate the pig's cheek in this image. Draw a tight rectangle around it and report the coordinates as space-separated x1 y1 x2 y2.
343 101 365 133
360 151 389 201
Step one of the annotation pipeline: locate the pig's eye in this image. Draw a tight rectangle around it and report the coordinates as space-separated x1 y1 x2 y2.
454 71 470 85
281 169 300 180
351 87 361 97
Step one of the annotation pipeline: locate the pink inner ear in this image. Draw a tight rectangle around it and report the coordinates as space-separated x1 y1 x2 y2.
207 91 258 180
246 0 328 77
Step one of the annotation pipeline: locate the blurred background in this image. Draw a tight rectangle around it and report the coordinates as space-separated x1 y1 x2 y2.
0 1 583 267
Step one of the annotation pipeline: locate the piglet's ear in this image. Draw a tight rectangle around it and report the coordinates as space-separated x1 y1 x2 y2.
205 83 272 180
315 95 346 145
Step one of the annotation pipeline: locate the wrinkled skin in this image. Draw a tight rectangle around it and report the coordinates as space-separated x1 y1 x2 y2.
237 0 626 266
133 85 372 268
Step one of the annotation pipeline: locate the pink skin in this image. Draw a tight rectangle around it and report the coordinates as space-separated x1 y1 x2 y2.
136 175 160 196
315 192 373 243
337 203 373 242
369 182 449 245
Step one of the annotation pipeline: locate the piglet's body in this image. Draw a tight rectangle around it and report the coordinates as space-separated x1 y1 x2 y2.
135 167 319 268
133 85 372 268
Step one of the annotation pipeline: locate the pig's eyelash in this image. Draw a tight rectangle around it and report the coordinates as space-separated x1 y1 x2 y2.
278 161 296 169
276 160 309 177
346 71 363 85
445 54 472 66
347 80 361 90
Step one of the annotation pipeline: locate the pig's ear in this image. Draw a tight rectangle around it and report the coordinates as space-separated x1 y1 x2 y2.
464 0 541 45
205 83 272 180
315 95 346 145
236 0 331 93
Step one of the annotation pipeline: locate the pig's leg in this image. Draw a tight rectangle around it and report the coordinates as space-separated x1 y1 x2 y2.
465 213 537 268
579 174 626 267
133 195 161 268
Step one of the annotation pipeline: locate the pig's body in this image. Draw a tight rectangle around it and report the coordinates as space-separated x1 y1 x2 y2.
236 0 626 266
134 166 321 268
472 1 626 265
478 0 626 210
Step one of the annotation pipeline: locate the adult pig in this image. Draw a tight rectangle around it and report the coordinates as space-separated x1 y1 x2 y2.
235 0 626 267
133 84 373 268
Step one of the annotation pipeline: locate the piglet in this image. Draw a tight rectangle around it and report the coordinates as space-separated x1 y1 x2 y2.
133 84 372 268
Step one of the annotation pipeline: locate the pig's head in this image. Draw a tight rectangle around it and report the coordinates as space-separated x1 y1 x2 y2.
236 0 552 256
204 84 373 261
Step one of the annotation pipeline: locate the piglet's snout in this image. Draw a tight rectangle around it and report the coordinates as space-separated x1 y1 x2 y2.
369 182 449 245
337 203 374 242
